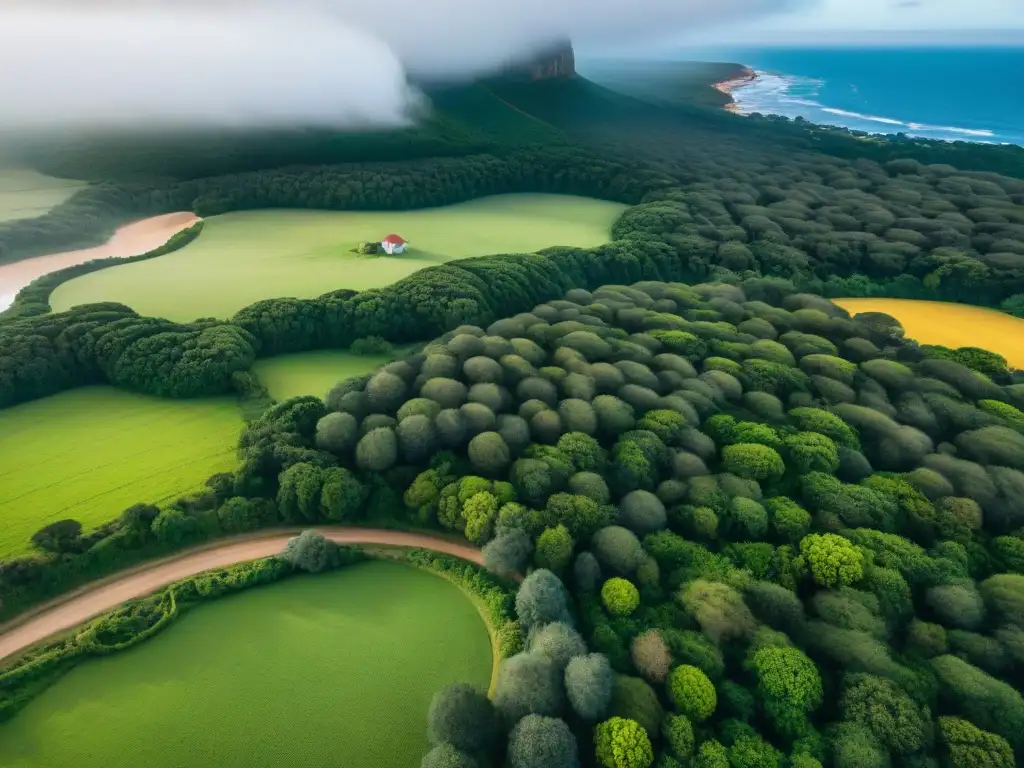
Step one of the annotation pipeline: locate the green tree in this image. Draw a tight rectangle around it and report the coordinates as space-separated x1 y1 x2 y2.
800 534 864 587
565 653 614 721
427 683 497 754
602 577 641 617
463 491 499 544
319 467 366 522
937 716 1015 768
536 525 575 572
667 665 717 722
841 673 930 754
595 717 654 768
722 443 786 481
507 715 579 768
663 714 695 761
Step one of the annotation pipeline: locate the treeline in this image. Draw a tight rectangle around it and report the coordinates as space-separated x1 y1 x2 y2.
0 144 667 267
613 158 1024 310
0 303 257 408
0 180 180 266
5 112 1024 414
0 148 680 408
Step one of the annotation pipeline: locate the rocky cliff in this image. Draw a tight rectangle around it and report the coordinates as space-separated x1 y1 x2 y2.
503 40 576 80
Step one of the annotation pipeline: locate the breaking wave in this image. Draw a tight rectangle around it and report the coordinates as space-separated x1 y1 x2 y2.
729 70 1010 144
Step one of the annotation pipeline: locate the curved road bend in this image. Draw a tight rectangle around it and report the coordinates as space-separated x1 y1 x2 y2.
0 528 483 662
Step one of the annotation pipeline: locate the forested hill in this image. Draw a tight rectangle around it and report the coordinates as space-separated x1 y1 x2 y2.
19 63 1024 189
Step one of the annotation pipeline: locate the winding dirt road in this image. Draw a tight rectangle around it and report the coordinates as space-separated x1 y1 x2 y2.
0 211 199 311
0 528 483 662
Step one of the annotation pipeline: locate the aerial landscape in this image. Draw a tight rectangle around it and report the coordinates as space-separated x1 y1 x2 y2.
1 1 1024 767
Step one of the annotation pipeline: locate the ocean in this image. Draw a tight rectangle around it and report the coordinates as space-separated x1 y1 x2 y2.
690 46 1024 146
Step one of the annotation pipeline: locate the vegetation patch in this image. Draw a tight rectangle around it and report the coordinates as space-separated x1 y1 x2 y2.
252 347 406 402
0 558 491 768
0 386 241 557
51 194 626 322
835 298 1024 369
0 169 85 224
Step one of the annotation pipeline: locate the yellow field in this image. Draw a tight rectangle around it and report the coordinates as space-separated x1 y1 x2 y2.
835 298 1024 368
0 386 242 557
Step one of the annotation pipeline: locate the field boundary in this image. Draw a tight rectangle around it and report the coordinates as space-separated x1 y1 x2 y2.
0 527 484 663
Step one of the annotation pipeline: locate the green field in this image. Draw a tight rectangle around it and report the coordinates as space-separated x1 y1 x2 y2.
0 386 241 557
0 560 492 768
51 193 626 322
0 168 86 223
253 350 400 402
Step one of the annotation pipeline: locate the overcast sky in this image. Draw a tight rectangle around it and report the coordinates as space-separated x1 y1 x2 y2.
660 0 1024 46
0 0 1019 135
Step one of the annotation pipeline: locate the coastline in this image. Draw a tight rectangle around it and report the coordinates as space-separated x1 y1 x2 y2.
712 65 757 113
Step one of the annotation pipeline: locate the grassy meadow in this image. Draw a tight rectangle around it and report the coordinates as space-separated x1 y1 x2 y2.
0 560 492 768
0 168 86 223
50 193 626 322
253 349 403 402
835 298 1024 369
0 386 241 557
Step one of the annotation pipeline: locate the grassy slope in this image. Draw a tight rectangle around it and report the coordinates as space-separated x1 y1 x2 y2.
253 350 402 402
0 169 86 224
0 560 491 768
835 298 1024 368
0 386 241 557
51 193 626 322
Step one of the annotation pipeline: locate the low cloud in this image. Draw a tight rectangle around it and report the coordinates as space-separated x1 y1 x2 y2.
0 0 810 134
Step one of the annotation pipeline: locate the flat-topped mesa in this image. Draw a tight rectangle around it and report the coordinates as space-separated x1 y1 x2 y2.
502 39 576 80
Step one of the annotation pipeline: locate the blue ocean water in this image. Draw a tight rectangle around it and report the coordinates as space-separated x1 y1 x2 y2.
697 47 1024 146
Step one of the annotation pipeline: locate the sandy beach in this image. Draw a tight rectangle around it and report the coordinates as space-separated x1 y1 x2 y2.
0 211 200 312
713 66 758 113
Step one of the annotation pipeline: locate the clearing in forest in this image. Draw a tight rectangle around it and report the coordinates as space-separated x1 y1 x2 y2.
252 349 403 402
50 193 627 322
0 560 492 768
0 168 86 223
835 297 1024 369
0 386 241 557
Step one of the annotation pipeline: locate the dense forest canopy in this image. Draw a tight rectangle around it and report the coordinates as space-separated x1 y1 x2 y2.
1 60 1024 767
6 277 1024 768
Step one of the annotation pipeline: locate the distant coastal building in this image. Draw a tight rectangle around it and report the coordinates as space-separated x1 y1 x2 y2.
380 234 407 255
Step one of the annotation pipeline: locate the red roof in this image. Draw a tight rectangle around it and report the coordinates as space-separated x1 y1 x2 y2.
382 234 406 245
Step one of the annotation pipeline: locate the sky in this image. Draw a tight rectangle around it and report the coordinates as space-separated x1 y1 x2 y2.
0 0 1020 136
772 0 1022 31
674 0 1024 46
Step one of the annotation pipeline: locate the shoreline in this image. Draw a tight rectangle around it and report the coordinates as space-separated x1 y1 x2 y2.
712 65 758 113
0 212 200 312
709 63 1021 147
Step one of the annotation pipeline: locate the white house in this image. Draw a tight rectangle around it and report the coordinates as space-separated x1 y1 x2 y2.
380 234 407 255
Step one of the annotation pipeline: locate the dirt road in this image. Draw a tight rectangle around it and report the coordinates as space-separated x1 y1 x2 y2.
0 528 483 662
0 211 199 311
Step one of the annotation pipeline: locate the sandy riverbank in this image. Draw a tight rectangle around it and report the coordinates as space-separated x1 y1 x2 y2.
713 66 758 113
0 211 200 312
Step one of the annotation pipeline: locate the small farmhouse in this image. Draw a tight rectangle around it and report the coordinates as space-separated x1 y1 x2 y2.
380 234 407 255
